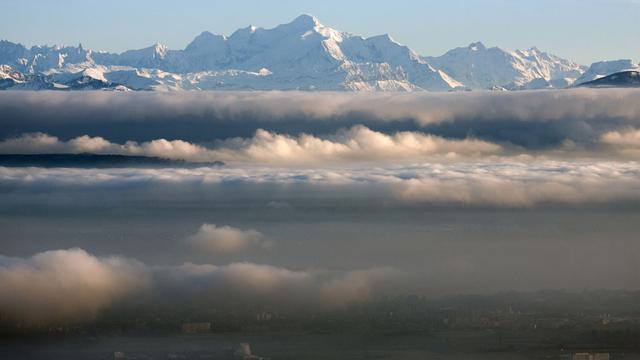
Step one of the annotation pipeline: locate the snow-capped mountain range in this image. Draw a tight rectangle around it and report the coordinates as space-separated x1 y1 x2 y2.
0 14 638 92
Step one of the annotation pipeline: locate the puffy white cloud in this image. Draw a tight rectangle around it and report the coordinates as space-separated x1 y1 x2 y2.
207 262 311 292
0 133 64 154
68 135 115 153
122 138 212 161
320 268 401 306
0 247 402 325
158 262 400 307
601 128 640 156
0 133 215 162
0 248 150 324
212 125 502 165
187 224 269 254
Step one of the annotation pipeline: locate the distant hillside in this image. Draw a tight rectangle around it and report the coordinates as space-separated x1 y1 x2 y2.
578 70 640 88
0 154 224 168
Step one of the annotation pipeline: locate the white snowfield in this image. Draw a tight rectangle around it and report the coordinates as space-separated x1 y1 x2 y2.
0 15 637 92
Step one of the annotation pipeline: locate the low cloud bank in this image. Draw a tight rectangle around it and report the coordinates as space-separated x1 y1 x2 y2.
0 248 150 324
157 262 398 309
1 90 640 148
0 248 400 325
0 132 213 162
2 89 640 126
0 127 502 164
2 126 639 165
213 126 501 164
1 161 639 207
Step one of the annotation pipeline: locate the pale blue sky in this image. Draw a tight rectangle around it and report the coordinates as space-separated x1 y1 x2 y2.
1 0 638 65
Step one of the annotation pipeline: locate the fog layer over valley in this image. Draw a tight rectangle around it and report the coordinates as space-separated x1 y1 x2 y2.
1 90 640 327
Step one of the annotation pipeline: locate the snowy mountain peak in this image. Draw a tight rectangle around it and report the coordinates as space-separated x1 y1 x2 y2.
1 14 636 92
468 42 486 51
228 25 257 41
279 14 344 42
426 41 586 89
186 31 227 51
151 42 168 58
153 42 166 50
290 14 322 29
368 34 400 45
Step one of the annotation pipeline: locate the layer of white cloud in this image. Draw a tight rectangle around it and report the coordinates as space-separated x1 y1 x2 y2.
0 126 502 165
391 161 640 206
187 224 269 254
4 89 640 126
4 90 640 159
213 126 502 164
155 262 400 308
0 133 213 162
1 161 639 207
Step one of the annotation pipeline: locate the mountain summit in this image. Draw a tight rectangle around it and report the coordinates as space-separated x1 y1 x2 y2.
0 15 634 91
425 43 586 89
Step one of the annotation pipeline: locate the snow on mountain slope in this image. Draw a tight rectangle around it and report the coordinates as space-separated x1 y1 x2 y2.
514 47 585 80
1 64 69 90
0 41 29 69
426 42 586 89
0 15 434 91
228 15 347 67
46 66 106 83
0 65 24 81
0 14 466 91
115 43 170 70
339 34 464 91
0 65 26 89
574 59 639 85
176 31 230 72
514 77 575 90
172 15 458 91
0 14 634 92
2 43 97 74
104 69 166 90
